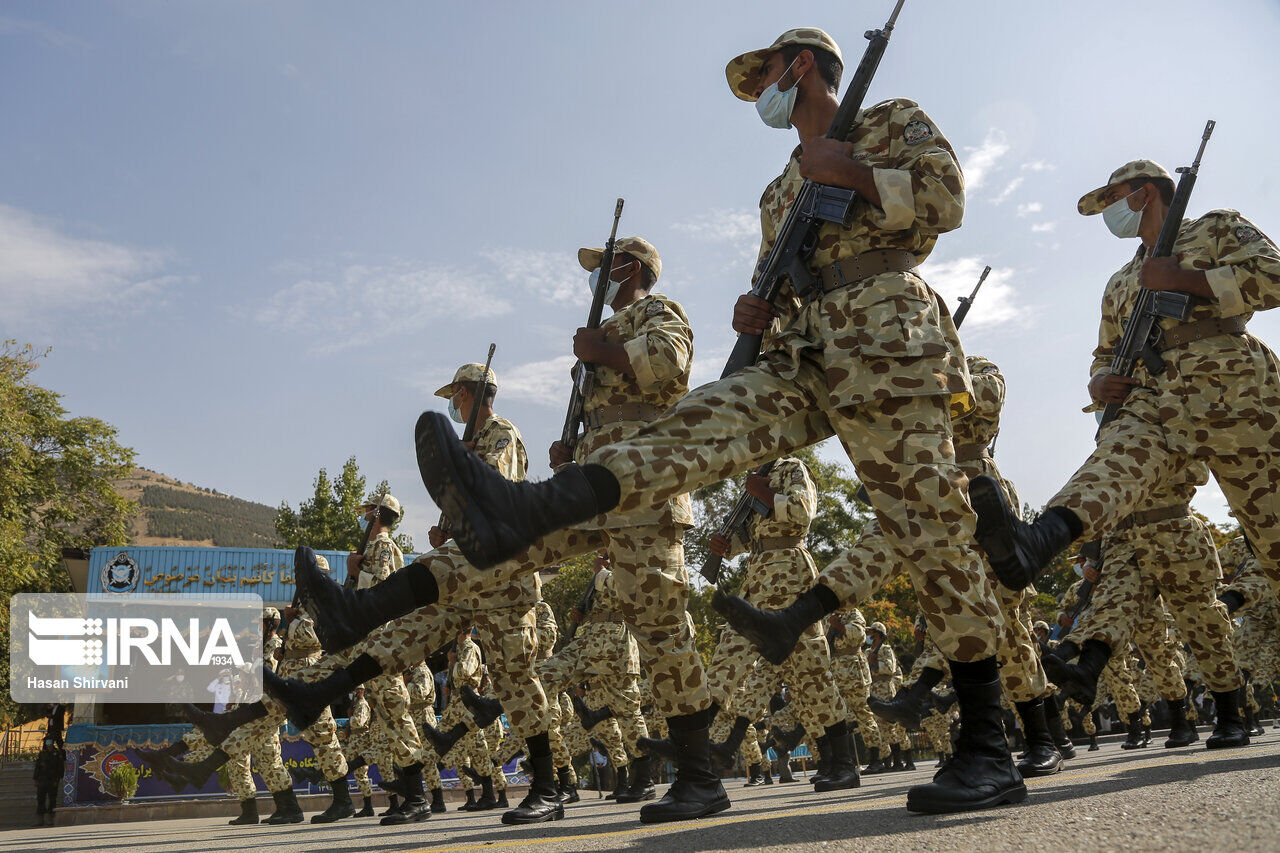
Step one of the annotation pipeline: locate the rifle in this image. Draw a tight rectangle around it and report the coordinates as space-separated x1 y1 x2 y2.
564 577 597 642
437 343 497 538
561 199 625 455
1096 120 1215 434
699 464 778 584
720 0 907 379
1051 540 1102 640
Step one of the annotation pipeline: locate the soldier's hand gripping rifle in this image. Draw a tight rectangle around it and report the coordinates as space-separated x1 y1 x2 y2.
700 464 778 584
719 0 907 379
1050 539 1103 641
437 343 497 540
337 491 391 591
1096 120 1215 435
561 199 625 456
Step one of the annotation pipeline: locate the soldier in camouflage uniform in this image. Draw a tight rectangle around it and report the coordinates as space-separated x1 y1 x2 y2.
405 661 446 812
827 609 884 773
972 160 1280 751
531 599 580 802
1218 536 1280 735
343 688 377 817
438 631 498 812
865 624 914 772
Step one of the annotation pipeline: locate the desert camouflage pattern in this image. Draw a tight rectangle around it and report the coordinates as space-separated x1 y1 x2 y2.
440 643 493 780
404 660 444 788
533 599 558 661
829 608 881 752
577 235 662 281
1222 538 1280 697
868 642 911 751
366 671 425 769
923 706 953 758
356 531 405 591
343 691 375 798
219 721 293 794
263 633 282 674
724 27 843 102
1077 459 1240 693
1129 605 1188 700
1050 210 1280 603
572 292 694 531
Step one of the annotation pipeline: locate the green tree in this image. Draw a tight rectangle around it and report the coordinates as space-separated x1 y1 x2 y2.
0 341 136 722
275 458 413 552
539 554 595 653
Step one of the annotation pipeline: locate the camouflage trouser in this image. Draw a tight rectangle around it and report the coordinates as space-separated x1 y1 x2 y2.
224 752 256 801
487 718 507 794
1100 657 1141 718
537 631 648 755
743 723 763 767
869 681 911 753
343 730 374 798
706 625 845 736
1236 609 1280 690
923 710 952 756
218 720 291 794
410 706 443 790
831 655 880 750
440 699 491 779
1131 607 1187 701
181 729 215 761
560 693 591 760
1048 387 1280 607
1082 514 1239 693
221 701 347 783
368 673 425 768
585 683 629 770
549 693 576 779
583 353 1002 662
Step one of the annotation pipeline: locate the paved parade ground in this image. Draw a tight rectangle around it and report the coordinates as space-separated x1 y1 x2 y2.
6 737 1278 853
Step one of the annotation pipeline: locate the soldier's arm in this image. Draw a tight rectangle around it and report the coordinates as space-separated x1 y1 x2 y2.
967 356 1005 413
623 298 693 391
1088 277 1126 384
1202 211 1280 316
358 538 395 588
867 101 965 234
770 459 817 525
352 699 370 729
477 422 524 481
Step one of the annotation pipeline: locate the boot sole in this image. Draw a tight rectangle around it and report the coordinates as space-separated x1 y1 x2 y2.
416 412 503 570
906 782 1028 815
967 478 1034 591
638 798 731 825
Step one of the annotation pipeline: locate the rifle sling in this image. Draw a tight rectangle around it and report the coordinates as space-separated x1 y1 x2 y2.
813 249 919 301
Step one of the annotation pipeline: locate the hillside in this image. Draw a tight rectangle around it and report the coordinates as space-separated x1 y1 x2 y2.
116 468 279 548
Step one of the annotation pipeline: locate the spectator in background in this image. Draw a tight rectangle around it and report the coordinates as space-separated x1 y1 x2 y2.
32 736 64 827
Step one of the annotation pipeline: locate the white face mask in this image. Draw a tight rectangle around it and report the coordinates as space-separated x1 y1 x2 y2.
1102 188 1145 239
756 56 805 129
587 263 629 305
447 393 465 424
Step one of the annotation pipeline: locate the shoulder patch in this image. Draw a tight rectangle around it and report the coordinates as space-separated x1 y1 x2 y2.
1235 224 1262 244
645 300 665 317
903 120 934 145
495 437 510 450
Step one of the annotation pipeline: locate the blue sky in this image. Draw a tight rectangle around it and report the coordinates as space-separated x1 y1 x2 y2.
5 0 1280 546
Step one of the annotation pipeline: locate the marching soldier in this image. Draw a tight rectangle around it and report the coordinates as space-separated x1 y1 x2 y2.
827 609 885 774
865 623 914 772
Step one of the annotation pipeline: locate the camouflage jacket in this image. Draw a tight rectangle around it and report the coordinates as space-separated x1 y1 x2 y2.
1223 536 1278 612
868 641 903 697
277 609 322 678
728 457 820 609
574 292 695 530
263 633 282 674
356 531 405 591
349 692 371 732
572 568 640 675
760 98 973 414
829 608 872 687
953 354 1020 512
451 636 483 692
405 661 435 709
534 600 558 661
1090 211 1280 453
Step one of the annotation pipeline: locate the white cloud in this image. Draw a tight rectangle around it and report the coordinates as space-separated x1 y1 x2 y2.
1021 161 1055 173
256 261 511 351
962 129 1010 191
671 209 758 243
918 256 1027 328
481 247 583 305
498 355 577 406
990 177 1024 205
0 202 178 324
1016 202 1043 217
282 63 300 77
0 16 87 49
1031 222 1057 233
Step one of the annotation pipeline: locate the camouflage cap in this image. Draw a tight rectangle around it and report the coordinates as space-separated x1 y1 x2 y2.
360 493 403 522
725 27 842 102
1032 620 1049 633
1077 159 1173 215
869 621 887 636
433 363 498 400
577 236 661 282
263 606 281 622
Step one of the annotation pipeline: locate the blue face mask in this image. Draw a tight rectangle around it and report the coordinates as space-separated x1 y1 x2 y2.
756 57 805 129
1102 189 1145 239
357 515 370 533
447 395 464 424
587 264 627 305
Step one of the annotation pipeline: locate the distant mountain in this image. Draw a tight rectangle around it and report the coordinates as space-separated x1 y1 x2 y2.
116 468 279 548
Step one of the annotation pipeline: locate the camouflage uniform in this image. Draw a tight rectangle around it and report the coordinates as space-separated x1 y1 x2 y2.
405 662 443 792
345 692 375 799
1129 603 1188 701
263 632 282 675
829 609 882 756
577 99 1001 663
1078 456 1240 693
440 635 493 781
533 600 576 781
1047 202 1280 607
1222 538 1280 711
868 642 911 751
537 566 648 760
705 458 847 732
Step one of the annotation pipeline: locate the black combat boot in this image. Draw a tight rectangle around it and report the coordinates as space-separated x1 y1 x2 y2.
310 777 355 824
262 655 381 730
571 694 615 731
415 411 615 568
1087 730 1099 752
1042 639 1111 707
557 766 580 804
616 755 656 803
889 743 907 772
460 685 505 729
744 763 764 786
136 743 195 792
264 788 304 825
777 749 796 783
421 721 469 761
381 764 431 824
1014 699 1063 776
502 739 565 825
495 786 509 809
902 747 916 771
712 586 837 666
228 798 259 826
813 725 860 792
458 788 478 811
869 668 945 730
1043 694 1077 760
709 716 751 771
292 546 438 653
809 734 832 785
473 775 497 811
1165 695 1198 747
638 735 678 762
355 795 375 817
638 714 730 824
905 659 1027 815
1206 687 1250 749
862 749 888 775
606 765 629 800
168 748 228 790
761 760 773 785
430 787 446 813
1120 711 1146 749
380 794 400 817
182 702 267 747
1142 718 1152 746
969 476 1079 590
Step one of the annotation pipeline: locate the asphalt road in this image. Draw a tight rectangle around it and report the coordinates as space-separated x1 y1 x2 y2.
7 737 1279 853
